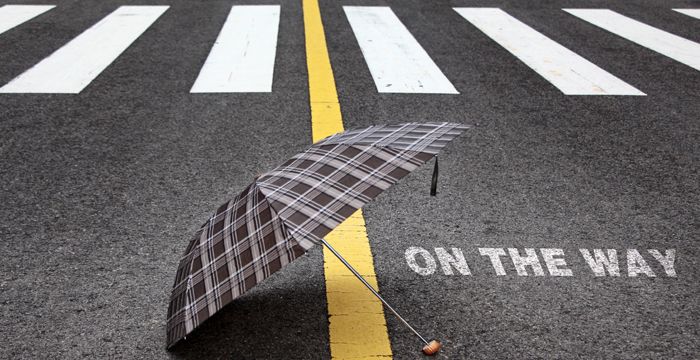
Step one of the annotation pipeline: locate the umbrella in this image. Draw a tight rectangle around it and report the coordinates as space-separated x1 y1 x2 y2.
166 122 468 354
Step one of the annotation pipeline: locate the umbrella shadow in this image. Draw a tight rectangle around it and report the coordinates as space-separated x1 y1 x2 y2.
168 262 330 359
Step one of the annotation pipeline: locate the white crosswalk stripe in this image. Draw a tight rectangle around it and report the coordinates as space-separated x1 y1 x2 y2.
0 4 54 36
0 6 168 94
564 9 700 72
454 8 644 96
0 6 696 95
673 9 700 20
343 6 458 94
191 5 280 93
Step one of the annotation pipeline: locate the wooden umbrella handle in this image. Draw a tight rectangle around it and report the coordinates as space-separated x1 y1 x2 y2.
422 340 442 355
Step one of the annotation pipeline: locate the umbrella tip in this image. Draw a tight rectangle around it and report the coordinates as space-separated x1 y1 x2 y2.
422 340 441 356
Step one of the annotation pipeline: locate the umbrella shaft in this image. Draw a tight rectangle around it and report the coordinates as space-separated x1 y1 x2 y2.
320 238 430 346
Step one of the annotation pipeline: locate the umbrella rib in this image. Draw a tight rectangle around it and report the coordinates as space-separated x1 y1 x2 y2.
319 238 431 346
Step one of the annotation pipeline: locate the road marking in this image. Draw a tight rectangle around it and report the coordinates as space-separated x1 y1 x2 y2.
408 247 678 277
0 5 55 36
190 5 280 93
673 8 700 20
303 0 393 358
343 6 458 94
453 8 644 96
0 6 168 94
564 9 700 72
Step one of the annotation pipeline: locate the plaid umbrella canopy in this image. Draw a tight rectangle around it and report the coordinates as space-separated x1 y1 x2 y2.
166 122 468 348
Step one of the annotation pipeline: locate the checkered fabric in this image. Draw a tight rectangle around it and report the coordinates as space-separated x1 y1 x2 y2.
166 122 467 348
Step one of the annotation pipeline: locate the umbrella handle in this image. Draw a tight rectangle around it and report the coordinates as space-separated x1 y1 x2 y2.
430 156 439 196
320 238 441 356
423 340 442 355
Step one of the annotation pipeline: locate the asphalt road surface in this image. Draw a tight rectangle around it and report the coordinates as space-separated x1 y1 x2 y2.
1 0 698 359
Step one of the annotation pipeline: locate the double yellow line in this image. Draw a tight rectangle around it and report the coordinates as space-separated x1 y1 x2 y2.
303 0 394 358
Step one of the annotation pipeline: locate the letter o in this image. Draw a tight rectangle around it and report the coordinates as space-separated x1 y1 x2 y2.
405 247 436 276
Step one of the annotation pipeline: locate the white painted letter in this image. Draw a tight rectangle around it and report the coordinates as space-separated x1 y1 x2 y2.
435 247 472 275
579 249 620 276
479 248 508 276
508 248 545 276
405 247 437 276
648 249 677 277
540 248 573 276
627 249 655 277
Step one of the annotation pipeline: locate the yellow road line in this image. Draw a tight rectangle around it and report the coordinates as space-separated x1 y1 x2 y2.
303 0 393 358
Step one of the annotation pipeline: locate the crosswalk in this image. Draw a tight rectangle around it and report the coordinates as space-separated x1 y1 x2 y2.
190 5 280 93
563 9 700 72
0 6 168 93
0 5 698 95
674 9 700 20
343 6 458 94
0 4 54 36
454 8 645 96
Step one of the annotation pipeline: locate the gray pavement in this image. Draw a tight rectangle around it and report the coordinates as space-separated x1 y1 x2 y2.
0 0 698 359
